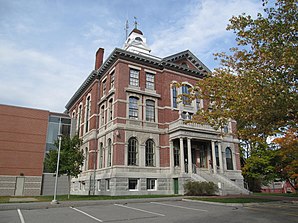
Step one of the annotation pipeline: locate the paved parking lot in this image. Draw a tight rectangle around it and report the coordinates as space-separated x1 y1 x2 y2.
1 200 297 223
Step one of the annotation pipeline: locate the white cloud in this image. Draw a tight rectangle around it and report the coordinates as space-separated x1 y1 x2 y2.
150 0 262 65
0 41 85 112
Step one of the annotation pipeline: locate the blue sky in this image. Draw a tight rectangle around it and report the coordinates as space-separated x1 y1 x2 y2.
0 0 262 112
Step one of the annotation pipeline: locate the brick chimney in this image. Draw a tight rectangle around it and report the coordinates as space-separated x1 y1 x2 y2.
95 48 104 70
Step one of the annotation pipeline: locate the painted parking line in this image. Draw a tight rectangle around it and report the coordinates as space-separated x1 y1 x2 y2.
70 206 103 222
114 204 165 217
17 209 25 223
151 202 208 212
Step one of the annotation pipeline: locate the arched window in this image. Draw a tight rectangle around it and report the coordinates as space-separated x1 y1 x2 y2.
226 147 233 170
108 98 113 121
107 139 112 167
145 139 155 166
99 142 103 168
146 100 155 122
77 104 82 135
129 96 139 119
85 96 91 132
128 137 138 166
182 84 191 105
172 86 177 108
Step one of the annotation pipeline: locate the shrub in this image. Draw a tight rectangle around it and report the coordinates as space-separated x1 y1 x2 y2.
184 181 218 196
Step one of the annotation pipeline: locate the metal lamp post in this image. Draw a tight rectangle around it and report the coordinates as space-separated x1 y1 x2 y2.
51 134 62 204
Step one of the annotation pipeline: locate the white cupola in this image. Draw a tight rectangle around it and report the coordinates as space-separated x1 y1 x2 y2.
123 28 151 54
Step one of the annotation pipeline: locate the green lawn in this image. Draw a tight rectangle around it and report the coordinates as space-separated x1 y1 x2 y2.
253 192 298 197
0 194 179 204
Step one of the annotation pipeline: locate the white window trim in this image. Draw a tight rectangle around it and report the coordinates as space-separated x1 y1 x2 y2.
128 178 139 191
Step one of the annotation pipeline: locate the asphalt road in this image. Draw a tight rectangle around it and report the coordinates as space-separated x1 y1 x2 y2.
1 200 297 223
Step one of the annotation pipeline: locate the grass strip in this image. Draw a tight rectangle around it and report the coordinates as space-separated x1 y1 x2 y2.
0 194 179 204
188 197 277 203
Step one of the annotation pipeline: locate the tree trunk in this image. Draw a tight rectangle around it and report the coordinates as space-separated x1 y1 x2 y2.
67 175 71 199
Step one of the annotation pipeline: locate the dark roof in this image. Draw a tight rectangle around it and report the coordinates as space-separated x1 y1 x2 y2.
129 28 143 36
65 48 209 110
163 50 211 74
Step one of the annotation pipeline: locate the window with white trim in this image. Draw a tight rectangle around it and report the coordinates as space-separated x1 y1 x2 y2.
145 139 155 167
129 96 139 119
105 179 110 191
226 147 233 170
145 100 155 122
99 142 103 168
107 138 112 167
128 137 138 166
110 72 115 89
172 86 177 108
100 105 105 126
128 178 139 190
146 73 155 90
146 178 157 190
77 104 82 135
85 96 91 132
182 84 191 105
102 79 106 96
129 69 139 87
108 98 113 121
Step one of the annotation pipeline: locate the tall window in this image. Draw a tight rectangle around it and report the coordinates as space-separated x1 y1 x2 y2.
108 98 113 121
172 86 177 108
99 142 103 168
102 79 106 95
182 85 191 105
110 72 115 89
128 137 138 166
85 96 91 132
77 104 82 135
100 105 105 126
129 69 139 87
226 147 233 170
145 139 155 166
107 139 112 167
146 73 155 90
145 100 155 122
129 96 139 119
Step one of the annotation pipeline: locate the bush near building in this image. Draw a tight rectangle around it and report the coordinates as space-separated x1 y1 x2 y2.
184 181 218 196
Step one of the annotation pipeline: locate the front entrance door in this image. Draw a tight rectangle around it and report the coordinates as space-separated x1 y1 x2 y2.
173 178 179 194
199 144 207 168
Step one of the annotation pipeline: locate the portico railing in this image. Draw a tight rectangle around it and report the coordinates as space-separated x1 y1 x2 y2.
168 119 219 133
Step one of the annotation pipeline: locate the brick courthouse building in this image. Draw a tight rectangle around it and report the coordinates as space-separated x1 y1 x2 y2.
66 28 248 195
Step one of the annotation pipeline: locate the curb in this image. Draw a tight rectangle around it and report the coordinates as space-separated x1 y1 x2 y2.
0 196 183 211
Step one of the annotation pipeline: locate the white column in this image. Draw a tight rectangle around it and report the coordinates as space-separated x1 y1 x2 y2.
211 141 217 174
218 142 224 173
187 138 192 174
179 138 185 173
169 140 174 173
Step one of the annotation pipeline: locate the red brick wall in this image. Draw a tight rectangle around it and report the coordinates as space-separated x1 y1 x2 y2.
0 105 49 176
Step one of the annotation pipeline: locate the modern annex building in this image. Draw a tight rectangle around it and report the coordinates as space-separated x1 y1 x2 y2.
66 28 249 196
0 104 72 196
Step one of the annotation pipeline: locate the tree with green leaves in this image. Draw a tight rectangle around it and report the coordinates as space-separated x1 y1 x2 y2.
185 0 297 189
44 135 84 199
190 0 297 143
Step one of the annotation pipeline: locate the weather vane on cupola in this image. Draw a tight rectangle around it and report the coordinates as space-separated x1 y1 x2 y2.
134 16 138 29
125 16 139 39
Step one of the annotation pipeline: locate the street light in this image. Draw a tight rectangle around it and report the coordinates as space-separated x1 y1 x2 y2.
51 134 63 204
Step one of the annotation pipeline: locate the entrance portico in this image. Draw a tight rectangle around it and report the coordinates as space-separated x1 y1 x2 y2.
169 137 225 174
